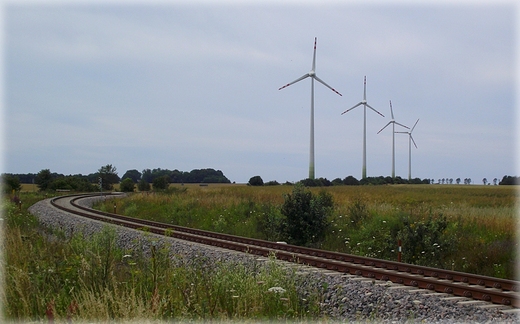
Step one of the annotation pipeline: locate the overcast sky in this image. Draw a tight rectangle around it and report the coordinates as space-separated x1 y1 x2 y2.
3 0 518 184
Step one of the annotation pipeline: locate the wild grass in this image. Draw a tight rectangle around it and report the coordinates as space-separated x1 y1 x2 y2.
2 191 321 322
97 184 518 279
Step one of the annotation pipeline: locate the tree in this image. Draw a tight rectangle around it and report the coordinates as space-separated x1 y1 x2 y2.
343 175 359 186
493 178 498 185
482 178 487 185
137 178 150 192
35 169 53 191
456 178 461 184
121 169 141 183
279 184 333 247
152 175 169 190
98 164 119 190
3 174 21 194
248 175 264 186
120 178 135 192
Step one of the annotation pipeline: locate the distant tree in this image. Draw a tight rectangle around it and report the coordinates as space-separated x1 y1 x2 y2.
343 176 359 186
499 175 519 185
152 175 169 190
248 175 264 186
265 180 280 186
137 178 150 192
3 174 21 194
49 176 97 192
331 178 343 186
456 178 461 184
493 178 498 185
121 169 141 183
120 178 135 192
449 178 453 184
482 178 487 185
98 164 119 190
35 169 53 191
279 184 333 247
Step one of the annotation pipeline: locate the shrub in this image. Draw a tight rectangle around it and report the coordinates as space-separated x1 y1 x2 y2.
248 176 264 186
137 179 150 192
120 178 135 192
152 176 169 190
279 184 333 246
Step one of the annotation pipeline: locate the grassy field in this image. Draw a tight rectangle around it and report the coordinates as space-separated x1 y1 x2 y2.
3 184 518 321
3 191 322 322
91 184 518 279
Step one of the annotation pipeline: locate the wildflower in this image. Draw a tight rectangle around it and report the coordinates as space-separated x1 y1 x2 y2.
268 287 286 294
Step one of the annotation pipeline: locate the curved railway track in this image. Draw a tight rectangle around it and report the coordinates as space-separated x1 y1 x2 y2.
50 193 520 309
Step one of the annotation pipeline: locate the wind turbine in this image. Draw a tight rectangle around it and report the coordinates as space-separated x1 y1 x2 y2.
396 119 419 181
279 37 342 180
377 100 409 179
341 76 385 179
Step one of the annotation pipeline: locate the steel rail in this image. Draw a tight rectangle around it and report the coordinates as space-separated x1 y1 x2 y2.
49 193 520 308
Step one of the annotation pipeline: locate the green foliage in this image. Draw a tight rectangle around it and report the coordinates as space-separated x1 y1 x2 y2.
279 184 333 246
152 175 170 190
142 168 231 184
347 196 370 228
3 197 321 321
395 213 454 267
119 178 135 192
98 164 120 190
137 178 150 191
35 169 53 191
3 174 22 193
499 175 519 185
248 175 264 186
48 176 97 192
121 169 141 183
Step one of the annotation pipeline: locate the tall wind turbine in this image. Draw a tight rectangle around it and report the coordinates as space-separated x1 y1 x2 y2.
279 37 342 180
396 119 419 181
377 100 409 178
341 76 384 179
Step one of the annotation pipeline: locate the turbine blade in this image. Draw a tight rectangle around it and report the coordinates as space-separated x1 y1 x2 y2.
377 122 392 134
411 118 419 133
365 103 385 117
341 102 363 114
395 121 410 129
314 75 342 96
411 135 418 148
389 100 394 120
312 37 317 72
363 76 367 100
278 74 310 90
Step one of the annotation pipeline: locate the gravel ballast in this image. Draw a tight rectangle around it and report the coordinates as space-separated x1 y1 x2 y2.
28 197 519 323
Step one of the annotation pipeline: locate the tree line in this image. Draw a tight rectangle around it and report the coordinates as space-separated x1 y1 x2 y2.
2 165 231 193
248 175 519 187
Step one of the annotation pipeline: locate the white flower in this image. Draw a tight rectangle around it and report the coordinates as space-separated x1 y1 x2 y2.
268 287 286 294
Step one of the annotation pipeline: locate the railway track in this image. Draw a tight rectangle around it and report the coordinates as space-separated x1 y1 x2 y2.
50 193 520 309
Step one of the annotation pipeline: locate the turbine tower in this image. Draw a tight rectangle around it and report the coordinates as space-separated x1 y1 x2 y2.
279 37 342 180
396 119 419 181
377 100 409 178
341 76 384 179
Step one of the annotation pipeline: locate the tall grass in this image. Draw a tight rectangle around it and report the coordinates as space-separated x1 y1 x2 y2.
2 192 321 322
97 184 518 279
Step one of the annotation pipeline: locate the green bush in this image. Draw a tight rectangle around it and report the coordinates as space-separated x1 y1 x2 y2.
119 178 135 192
279 184 333 246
